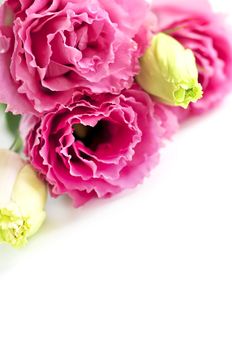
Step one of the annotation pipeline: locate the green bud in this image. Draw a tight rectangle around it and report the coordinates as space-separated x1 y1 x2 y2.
0 150 47 248
136 33 203 109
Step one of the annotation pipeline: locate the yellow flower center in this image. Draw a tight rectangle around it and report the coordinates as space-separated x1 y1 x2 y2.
0 204 31 248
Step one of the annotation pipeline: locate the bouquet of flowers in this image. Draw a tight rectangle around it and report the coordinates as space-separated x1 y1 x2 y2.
0 0 231 248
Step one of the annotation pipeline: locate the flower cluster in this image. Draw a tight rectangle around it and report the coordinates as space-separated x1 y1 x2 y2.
0 0 232 247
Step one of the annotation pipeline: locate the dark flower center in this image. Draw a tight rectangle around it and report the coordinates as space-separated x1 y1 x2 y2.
73 120 111 151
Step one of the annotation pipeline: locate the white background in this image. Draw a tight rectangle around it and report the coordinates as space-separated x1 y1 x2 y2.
1 1 232 349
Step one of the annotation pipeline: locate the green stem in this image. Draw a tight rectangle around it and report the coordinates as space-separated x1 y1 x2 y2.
9 134 23 153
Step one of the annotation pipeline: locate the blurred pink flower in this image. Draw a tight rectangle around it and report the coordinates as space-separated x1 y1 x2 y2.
21 85 178 207
152 0 232 120
0 0 152 115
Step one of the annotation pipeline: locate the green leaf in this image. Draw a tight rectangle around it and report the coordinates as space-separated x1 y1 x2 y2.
5 111 21 136
0 103 6 112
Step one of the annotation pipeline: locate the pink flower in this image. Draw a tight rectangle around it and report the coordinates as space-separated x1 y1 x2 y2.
21 85 178 207
152 0 232 119
0 0 151 116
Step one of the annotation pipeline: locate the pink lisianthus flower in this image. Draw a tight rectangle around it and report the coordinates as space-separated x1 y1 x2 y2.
21 84 178 207
0 0 153 116
152 0 232 120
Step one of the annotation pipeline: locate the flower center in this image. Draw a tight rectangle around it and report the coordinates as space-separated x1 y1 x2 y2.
0 205 31 248
73 120 111 151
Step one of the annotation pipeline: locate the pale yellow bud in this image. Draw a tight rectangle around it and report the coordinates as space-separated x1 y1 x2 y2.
136 33 203 108
0 150 47 248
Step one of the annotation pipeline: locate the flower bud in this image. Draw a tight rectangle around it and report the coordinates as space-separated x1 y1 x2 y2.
136 33 203 108
0 150 47 248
